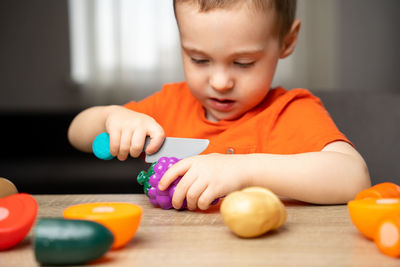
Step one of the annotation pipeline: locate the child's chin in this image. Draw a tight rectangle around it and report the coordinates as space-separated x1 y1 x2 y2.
207 111 242 122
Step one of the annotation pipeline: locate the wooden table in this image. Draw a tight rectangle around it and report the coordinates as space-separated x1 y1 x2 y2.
2 194 399 266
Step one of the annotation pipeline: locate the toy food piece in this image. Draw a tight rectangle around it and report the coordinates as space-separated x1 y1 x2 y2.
348 198 400 240
0 177 18 198
220 187 286 238
63 202 142 249
92 132 114 160
349 182 400 258
34 218 114 265
0 193 37 250
137 156 219 210
137 156 183 209
348 198 400 258
374 214 400 258
355 182 400 200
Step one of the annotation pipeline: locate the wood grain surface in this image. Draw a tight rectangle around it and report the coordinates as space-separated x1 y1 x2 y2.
1 194 399 267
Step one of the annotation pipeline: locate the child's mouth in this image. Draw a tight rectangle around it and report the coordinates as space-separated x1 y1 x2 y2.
209 98 235 111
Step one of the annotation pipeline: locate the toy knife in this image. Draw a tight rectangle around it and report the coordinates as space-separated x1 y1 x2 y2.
92 132 209 163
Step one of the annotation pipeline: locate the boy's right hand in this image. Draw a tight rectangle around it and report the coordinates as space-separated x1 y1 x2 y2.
104 106 165 161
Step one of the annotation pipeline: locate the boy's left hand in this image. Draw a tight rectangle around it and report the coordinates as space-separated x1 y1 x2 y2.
158 153 248 210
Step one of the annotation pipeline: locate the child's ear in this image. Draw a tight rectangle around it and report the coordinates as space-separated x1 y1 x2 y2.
280 19 301 59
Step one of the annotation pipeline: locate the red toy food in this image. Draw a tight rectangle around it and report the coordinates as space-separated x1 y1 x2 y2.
0 193 38 250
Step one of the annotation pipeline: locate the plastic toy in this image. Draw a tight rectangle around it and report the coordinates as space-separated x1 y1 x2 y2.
92 132 114 160
0 193 38 250
0 177 18 198
348 182 400 258
375 214 400 257
137 156 184 209
355 182 400 200
137 156 219 210
220 187 286 238
63 202 142 249
34 218 114 265
92 132 209 163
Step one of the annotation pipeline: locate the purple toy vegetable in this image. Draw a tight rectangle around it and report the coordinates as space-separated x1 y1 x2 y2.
137 156 218 210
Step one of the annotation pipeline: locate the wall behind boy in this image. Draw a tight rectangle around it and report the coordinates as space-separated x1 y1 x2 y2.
0 0 399 111
274 0 400 92
0 0 82 112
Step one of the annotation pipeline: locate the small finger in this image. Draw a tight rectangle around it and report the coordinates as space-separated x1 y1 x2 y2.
145 126 165 154
197 187 216 210
117 130 132 161
172 171 197 210
186 181 207 211
130 130 146 158
108 129 121 156
158 158 191 191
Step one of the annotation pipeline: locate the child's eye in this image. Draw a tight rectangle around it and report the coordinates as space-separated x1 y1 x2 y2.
191 57 209 64
234 61 255 68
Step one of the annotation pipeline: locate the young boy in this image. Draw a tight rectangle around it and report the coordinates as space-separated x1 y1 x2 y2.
68 0 370 210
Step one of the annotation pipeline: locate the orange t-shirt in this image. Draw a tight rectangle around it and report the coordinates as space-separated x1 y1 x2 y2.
124 81 350 155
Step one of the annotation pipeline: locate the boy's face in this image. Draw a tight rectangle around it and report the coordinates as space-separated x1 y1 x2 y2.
176 2 282 122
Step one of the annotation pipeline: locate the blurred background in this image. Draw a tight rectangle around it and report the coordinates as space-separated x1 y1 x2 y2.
0 0 399 194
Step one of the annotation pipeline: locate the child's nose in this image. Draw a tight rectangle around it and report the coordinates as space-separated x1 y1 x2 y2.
209 69 234 92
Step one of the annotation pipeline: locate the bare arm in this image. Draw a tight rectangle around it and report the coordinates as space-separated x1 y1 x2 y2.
68 105 114 153
68 105 165 160
159 141 371 209
244 141 371 204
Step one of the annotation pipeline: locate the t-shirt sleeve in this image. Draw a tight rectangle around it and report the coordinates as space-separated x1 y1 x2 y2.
267 89 352 154
123 86 169 124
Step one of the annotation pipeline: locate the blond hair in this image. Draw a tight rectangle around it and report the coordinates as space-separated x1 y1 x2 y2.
173 0 297 41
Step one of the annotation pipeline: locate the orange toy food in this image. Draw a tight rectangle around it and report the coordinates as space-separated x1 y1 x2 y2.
64 202 142 249
374 214 400 258
348 198 400 240
355 182 400 200
348 182 400 258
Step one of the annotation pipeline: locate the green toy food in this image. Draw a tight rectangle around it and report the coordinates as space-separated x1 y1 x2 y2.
34 218 114 265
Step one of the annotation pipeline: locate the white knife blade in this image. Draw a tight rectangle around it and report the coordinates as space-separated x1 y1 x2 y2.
144 137 209 163
92 132 209 163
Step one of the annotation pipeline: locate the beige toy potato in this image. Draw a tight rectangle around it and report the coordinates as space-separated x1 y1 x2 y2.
220 187 286 238
0 177 18 198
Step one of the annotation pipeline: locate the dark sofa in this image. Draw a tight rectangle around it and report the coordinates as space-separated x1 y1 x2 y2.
0 111 149 194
